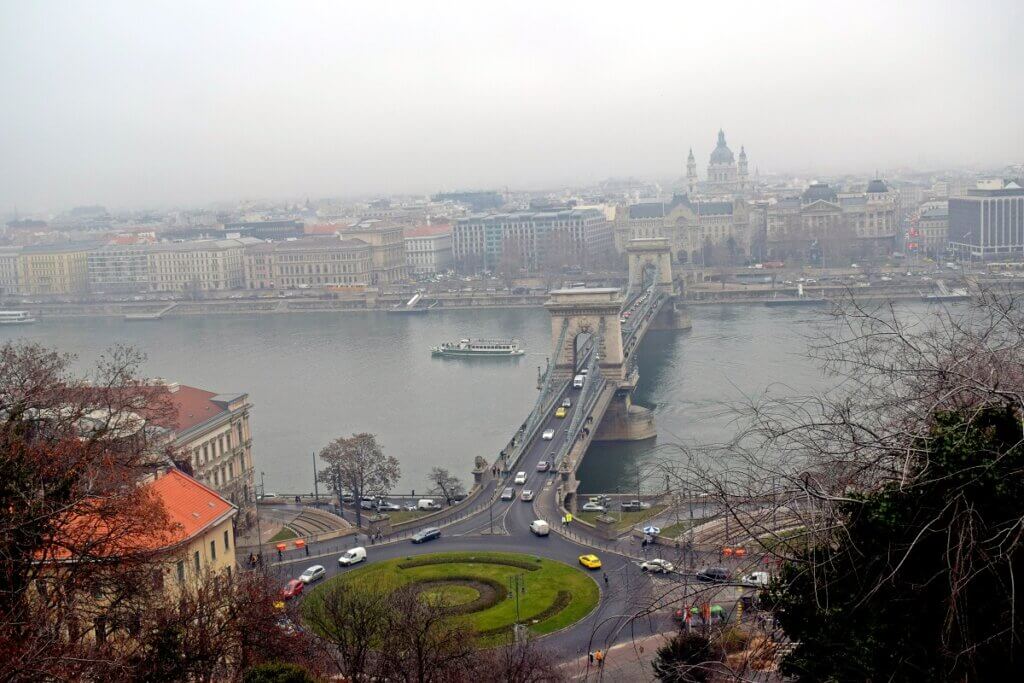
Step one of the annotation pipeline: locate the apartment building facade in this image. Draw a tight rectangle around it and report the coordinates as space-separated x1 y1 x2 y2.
16 243 94 295
243 237 372 289
404 225 453 274
949 181 1024 259
161 382 256 529
338 223 409 284
452 208 611 272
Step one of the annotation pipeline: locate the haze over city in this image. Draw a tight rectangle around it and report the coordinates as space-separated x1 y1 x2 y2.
5 2 1024 681
2 0 1022 210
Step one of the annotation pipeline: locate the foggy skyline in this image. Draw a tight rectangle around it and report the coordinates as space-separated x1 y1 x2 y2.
1 0 1022 212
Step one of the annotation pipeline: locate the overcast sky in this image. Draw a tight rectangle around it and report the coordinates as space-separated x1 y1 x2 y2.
1 1 1022 211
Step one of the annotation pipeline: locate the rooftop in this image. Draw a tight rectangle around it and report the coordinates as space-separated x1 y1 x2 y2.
47 469 235 561
246 236 368 253
405 224 452 238
161 383 248 434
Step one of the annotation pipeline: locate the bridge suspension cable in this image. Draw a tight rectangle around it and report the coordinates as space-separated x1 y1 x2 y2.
508 318 571 468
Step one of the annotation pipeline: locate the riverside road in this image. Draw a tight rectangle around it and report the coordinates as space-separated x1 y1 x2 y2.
264 380 752 659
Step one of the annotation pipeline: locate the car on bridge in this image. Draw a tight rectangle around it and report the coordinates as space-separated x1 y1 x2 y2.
640 558 674 573
578 554 602 570
501 487 515 501
620 500 651 512
581 502 606 512
520 489 533 501
554 406 567 418
542 429 555 440
536 461 550 472
514 471 527 485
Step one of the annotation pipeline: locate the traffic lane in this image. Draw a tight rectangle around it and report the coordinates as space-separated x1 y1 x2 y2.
286 527 611 585
278 517 661 653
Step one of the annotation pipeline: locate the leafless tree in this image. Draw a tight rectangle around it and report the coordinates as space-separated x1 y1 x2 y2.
317 433 400 527
427 467 465 505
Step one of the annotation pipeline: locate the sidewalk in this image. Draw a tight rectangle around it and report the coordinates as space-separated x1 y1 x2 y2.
559 631 676 681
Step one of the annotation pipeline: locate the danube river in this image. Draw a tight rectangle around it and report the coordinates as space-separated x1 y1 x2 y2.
1 306 846 495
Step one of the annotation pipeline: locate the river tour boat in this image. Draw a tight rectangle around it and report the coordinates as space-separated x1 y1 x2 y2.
431 338 525 357
0 310 36 325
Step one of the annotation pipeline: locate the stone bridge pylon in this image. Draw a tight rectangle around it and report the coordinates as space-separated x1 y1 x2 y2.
544 288 624 382
626 237 674 293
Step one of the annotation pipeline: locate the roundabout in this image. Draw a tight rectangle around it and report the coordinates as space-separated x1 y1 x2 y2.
303 551 600 645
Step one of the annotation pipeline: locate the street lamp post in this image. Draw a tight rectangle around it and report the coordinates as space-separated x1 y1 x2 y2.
312 451 319 502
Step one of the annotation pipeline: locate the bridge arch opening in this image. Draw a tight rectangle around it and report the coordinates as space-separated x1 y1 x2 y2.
573 331 594 372
640 262 658 290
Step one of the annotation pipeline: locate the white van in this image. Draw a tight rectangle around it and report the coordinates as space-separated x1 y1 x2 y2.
338 546 367 566
530 520 550 536
573 374 585 389
417 499 442 511
743 571 770 587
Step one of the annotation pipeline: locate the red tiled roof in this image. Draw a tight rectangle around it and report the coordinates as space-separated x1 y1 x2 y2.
149 469 235 541
46 469 235 561
167 385 227 432
404 224 451 238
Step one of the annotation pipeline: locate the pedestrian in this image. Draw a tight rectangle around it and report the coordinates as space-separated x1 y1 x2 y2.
595 649 604 667
370 534 375 545
603 572 608 586
641 537 648 549
304 544 309 556
277 548 283 561
588 652 594 664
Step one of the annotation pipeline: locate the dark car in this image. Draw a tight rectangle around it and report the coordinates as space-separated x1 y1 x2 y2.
697 567 732 583
411 527 441 544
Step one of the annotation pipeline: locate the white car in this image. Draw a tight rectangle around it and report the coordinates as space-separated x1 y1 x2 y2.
338 547 367 566
299 565 326 583
520 489 534 501
640 558 675 573
514 471 527 485
743 571 770 587
542 429 555 440
581 502 606 512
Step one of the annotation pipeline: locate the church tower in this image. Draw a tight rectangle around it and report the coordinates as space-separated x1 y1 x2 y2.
686 148 698 195
738 146 748 190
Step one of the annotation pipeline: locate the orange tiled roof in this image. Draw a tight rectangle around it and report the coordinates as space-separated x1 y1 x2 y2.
46 469 235 561
149 468 235 540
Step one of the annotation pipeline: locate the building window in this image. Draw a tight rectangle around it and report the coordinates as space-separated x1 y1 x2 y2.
194 551 200 573
210 540 216 561
176 560 185 583
224 529 230 552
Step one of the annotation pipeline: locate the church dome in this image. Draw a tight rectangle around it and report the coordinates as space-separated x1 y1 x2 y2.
709 130 734 165
866 179 889 193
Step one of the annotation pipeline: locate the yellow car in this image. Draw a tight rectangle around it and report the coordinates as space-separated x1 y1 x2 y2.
578 554 602 570
555 406 567 418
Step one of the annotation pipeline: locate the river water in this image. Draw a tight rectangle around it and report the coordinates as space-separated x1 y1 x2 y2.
1 306 841 495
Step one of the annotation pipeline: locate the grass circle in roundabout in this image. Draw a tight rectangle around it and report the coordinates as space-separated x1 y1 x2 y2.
303 551 600 646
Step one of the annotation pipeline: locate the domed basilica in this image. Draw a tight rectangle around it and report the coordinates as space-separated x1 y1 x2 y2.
686 129 751 197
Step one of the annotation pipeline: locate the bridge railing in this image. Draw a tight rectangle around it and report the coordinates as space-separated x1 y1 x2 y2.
498 319 571 474
551 347 607 471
